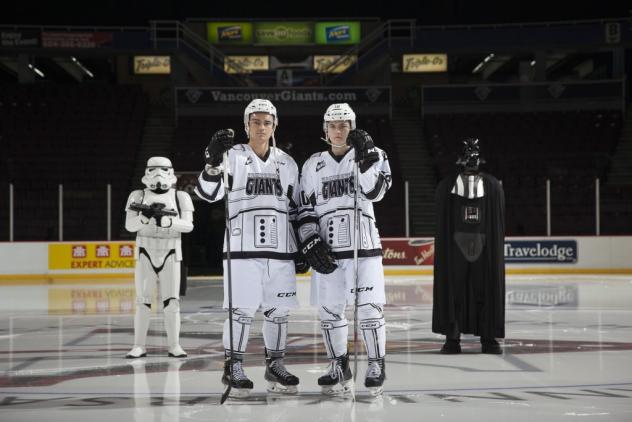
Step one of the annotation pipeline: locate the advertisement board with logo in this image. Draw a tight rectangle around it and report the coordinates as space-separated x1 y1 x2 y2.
1 30 40 48
41 32 113 48
133 56 171 74
381 239 435 266
224 55 269 74
314 22 361 45
48 242 135 271
402 54 448 73
313 55 357 73
207 22 253 44
504 240 578 264
254 22 313 45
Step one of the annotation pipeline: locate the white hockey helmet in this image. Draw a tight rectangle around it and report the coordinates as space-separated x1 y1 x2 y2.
141 156 177 191
323 103 356 133
243 98 278 137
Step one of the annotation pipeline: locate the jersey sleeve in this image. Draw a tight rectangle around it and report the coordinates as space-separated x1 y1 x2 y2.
194 148 234 203
297 157 321 243
358 147 392 202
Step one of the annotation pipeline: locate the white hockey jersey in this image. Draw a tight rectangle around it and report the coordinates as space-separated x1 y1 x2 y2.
195 144 300 261
125 189 194 265
298 147 391 259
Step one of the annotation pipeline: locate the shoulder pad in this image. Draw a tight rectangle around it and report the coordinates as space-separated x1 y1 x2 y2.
125 190 145 210
176 191 195 212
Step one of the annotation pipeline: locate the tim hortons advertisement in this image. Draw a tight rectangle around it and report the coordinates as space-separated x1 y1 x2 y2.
381 239 435 266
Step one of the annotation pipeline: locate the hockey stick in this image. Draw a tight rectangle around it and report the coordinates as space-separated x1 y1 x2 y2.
220 150 234 405
352 153 360 397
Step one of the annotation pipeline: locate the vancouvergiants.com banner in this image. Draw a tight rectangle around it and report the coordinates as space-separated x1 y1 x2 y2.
178 88 387 104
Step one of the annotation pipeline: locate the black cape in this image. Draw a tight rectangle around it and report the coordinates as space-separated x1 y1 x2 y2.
432 172 506 338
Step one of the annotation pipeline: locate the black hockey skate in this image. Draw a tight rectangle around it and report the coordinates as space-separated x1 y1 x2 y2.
318 354 353 395
222 359 253 398
265 357 299 394
365 358 386 396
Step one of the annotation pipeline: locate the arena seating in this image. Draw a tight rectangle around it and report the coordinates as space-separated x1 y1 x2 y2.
0 84 147 240
424 110 622 235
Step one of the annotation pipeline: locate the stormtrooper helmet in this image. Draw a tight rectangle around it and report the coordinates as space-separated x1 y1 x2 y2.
141 156 177 192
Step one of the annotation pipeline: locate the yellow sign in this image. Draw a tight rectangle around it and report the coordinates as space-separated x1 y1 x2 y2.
402 54 448 73
133 56 171 74
224 55 269 74
48 242 135 270
48 287 136 314
313 55 357 73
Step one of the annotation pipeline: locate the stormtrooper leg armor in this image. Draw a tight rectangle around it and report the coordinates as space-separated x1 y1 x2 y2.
318 304 353 395
358 303 386 396
263 307 299 394
222 308 255 397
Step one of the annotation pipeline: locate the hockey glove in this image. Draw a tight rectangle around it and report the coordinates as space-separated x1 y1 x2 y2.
294 251 310 274
204 129 234 167
348 129 379 172
300 234 338 274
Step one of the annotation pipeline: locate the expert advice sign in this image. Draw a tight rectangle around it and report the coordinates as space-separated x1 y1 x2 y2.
49 242 135 271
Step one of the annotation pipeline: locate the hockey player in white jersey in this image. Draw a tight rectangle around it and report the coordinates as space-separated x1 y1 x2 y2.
298 103 391 395
195 99 307 397
125 157 194 359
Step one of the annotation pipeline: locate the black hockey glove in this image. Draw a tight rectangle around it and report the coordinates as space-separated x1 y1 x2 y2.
204 129 234 167
300 234 338 274
294 251 310 274
347 129 379 173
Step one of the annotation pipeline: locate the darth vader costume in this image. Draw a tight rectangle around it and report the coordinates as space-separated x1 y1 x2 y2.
432 138 505 354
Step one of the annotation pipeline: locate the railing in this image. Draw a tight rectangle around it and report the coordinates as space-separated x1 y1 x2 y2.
319 19 415 86
148 20 250 86
3 177 627 241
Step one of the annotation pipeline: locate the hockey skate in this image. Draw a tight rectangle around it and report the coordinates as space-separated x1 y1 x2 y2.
221 359 253 399
265 357 299 394
126 345 147 359
318 354 353 395
365 358 386 396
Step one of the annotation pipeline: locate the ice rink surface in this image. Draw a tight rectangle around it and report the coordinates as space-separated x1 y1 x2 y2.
1 274 631 421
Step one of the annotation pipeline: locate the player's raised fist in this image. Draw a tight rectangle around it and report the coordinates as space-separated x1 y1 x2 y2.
205 129 234 166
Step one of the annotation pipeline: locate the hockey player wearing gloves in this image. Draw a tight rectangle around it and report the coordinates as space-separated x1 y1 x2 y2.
195 99 306 397
298 103 392 396
125 157 194 359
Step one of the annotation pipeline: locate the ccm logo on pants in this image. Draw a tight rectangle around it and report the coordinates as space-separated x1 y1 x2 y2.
277 292 297 297
351 287 374 293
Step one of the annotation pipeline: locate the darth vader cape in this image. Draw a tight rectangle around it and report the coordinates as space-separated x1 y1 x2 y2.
432 172 506 339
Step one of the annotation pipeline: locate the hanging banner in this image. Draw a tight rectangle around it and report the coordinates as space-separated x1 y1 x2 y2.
41 32 113 48
133 56 171 74
314 22 361 45
254 22 313 45
313 55 357 73
402 53 448 73
224 55 269 74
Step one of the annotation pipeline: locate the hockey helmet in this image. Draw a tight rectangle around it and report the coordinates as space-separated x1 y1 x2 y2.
323 103 356 133
243 99 278 137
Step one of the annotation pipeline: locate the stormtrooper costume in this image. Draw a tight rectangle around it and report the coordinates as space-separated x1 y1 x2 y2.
298 103 391 395
125 157 194 358
195 99 303 396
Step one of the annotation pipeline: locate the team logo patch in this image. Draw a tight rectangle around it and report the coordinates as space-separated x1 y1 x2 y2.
316 161 326 172
245 156 253 165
